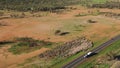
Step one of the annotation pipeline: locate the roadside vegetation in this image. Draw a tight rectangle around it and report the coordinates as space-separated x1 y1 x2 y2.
77 39 120 68
18 36 111 68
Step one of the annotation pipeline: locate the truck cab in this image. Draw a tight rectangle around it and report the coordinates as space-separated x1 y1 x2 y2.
84 52 93 58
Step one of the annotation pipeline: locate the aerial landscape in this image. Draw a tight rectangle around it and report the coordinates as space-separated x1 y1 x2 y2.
0 0 120 68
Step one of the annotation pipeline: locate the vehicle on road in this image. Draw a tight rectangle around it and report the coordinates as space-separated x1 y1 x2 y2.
84 52 93 58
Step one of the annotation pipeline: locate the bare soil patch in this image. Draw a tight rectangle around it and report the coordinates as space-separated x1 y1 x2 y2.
0 45 48 68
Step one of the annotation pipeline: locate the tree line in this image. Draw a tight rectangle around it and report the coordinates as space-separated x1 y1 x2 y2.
0 0 119 12
0 0 82 11
89 1 120 9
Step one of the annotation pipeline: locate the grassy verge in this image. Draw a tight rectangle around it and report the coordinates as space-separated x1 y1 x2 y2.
76 39 120 68
8 44 43 54
52 37 108 68
52 52 85 68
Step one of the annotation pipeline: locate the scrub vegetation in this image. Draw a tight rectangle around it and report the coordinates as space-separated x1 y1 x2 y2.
0 0 120 68
8 37 53 54
77 40 120 68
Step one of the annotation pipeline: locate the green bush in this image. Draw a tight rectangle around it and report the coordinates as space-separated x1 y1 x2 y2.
75 13 87 17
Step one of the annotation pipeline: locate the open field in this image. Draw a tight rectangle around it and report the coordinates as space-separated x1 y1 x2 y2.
0 4 120 68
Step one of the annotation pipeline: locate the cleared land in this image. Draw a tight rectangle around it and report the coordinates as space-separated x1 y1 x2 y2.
0 5 120 68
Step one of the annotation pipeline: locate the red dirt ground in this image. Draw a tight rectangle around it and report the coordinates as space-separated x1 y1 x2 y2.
0 7 120 68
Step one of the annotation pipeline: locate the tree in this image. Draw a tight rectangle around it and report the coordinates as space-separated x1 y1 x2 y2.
106 51 117 61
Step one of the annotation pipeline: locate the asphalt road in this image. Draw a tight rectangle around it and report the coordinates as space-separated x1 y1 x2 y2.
62 35 120 68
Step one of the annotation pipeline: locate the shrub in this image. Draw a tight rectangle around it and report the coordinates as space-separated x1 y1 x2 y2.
106 51 117 61
20 12 26 18
0 12 4 16
75 13 87 17
55 30 61 35
87 19 97 23
54 30 70 36
10 14 19 18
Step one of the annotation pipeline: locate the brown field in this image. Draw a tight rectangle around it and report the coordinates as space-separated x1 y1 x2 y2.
0 45 48 68
0 6 120 68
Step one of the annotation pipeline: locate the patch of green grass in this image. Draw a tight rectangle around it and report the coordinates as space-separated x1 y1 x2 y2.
77 59 110 68
75 13 87 17
75 10 100 17
92 10 101 16
8 37 53 54
8 43 42 54
52 52 85 68
92 0 108 4
57 18 89 33
100 40 120 55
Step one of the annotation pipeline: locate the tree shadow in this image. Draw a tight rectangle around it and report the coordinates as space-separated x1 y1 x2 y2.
0 41 14 45
115 55 120 60
59 32 70 36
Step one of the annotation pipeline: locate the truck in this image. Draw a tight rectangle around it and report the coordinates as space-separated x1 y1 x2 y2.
84 52 93 58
